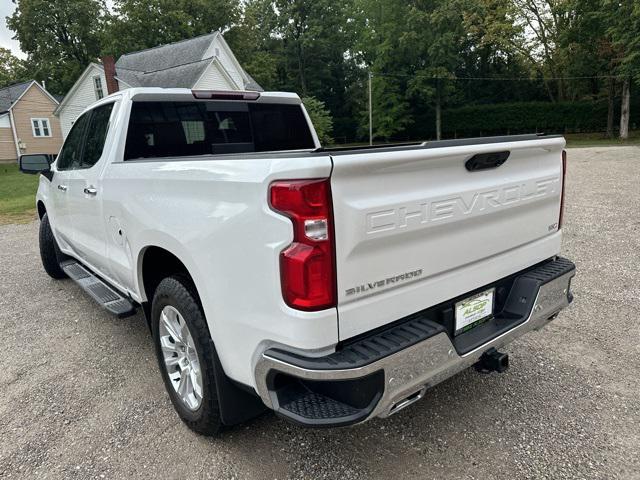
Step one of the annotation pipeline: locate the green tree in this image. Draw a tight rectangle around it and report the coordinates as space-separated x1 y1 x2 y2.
302 96 333 144
268 0 359 141
406 0 468 139
353 0 468 140
603 0 640 139
508 0 575 102
225 0 281 90
460 0 542 98
102 0 240 58
7 0 108 94
466 0 638 138
272 0 351 94
559 0 618 136
352 0 414 141
0 48 29 88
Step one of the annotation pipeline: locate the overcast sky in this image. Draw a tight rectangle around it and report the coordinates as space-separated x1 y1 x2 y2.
0 2 24 58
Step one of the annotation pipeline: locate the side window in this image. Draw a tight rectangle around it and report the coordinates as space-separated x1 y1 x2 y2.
94 76 104 100
56 113 90 171
82 103 114 168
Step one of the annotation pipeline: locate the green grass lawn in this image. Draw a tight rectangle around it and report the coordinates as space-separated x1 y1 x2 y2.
0 163 39 225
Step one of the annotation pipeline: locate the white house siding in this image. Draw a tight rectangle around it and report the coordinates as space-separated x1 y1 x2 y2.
203 37 245 88
193 61 236 90
58 65 107 138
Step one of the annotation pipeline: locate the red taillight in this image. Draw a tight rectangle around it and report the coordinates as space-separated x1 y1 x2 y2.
559 150 567 229
270 179 336 311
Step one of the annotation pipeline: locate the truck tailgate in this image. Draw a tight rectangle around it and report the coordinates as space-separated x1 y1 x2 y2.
330 136 566 340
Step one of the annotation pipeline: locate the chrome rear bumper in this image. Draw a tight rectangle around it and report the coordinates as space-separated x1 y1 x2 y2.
255 260 575 425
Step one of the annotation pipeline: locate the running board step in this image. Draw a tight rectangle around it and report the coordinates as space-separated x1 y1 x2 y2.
61 260 137 318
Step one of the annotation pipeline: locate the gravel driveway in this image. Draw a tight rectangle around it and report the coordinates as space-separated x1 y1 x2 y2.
1 146 639 480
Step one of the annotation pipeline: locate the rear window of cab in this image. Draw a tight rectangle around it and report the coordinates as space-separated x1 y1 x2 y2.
124 101 315 160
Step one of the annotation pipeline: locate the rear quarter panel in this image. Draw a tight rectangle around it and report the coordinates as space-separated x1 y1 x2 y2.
100 154 337 388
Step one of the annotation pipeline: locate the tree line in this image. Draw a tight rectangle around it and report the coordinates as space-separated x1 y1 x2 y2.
2 0 639 144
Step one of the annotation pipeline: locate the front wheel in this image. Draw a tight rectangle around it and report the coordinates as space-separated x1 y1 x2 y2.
39 213 67 279
151 276 223 436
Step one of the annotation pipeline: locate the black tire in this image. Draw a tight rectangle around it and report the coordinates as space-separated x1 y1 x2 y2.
39 213 67 279
151 276 223 436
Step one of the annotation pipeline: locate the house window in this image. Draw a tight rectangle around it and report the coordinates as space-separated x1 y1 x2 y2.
94 76 104 100
31 118 52 137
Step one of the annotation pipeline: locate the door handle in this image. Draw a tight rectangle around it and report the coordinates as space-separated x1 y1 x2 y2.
57 184 67 192
83 187 98 196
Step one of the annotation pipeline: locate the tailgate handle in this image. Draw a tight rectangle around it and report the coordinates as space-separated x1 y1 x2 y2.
465 151 510 171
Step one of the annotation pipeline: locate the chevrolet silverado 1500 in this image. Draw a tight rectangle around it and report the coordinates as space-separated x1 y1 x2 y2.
20 88 575 434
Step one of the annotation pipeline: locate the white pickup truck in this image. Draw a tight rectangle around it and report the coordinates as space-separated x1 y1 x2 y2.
21 88 575 434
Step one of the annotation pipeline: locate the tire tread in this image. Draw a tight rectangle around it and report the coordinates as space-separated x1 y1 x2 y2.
152 276 223 436
39 213 67 279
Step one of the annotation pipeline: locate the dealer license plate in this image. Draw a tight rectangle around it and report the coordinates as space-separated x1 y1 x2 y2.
455 288 494 334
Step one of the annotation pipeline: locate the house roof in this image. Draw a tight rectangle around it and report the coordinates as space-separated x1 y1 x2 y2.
114 31 262 91
0 81 33 112
116 58 215 89
243 71 263 92
116 32 217 73
0 80 59 113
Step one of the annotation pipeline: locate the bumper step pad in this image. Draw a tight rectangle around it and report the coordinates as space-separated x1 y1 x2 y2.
268 256 575 371
270 372 384 427
280 388 359 420
61 260 136 318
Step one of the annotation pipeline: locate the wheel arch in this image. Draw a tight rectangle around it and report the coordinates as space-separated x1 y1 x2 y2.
37 201 46 219
138 245 202 307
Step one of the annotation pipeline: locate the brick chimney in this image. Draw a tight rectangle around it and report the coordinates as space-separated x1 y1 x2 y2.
101 55 119 94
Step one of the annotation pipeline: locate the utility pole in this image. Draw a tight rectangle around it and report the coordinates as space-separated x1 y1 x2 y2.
368 71 373 146
435 77 442 141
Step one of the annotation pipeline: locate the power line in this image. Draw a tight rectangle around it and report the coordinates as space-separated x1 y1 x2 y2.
371 72 626 81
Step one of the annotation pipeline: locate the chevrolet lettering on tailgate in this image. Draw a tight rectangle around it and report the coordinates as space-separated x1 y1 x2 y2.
365 177 560 234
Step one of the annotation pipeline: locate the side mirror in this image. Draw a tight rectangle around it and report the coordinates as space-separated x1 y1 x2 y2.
19 154 53 175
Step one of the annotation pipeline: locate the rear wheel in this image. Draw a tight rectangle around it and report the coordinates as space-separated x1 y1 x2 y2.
151 276 223 436
38 213 67 279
